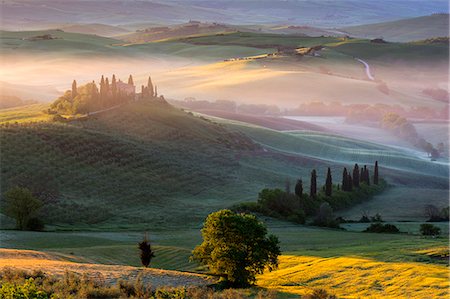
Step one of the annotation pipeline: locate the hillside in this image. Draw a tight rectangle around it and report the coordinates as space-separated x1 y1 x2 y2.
119 22 237 43
60 23 131 37
1 100 448 229
0 100 259 228
2 0 448 29
2 30 447 111
341 14 450 42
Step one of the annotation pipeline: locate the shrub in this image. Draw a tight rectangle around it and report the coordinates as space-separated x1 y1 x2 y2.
3 187 43 230
304 288 337 299
312 203 339 228
0 278 48 299
420 224 441 236
51 114 66 122
370 213 383 222
26 217 45 231
364 223 399 233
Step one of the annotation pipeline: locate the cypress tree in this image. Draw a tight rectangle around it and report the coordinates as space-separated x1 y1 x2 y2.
90 81 99 109
138 235 155 267
366 168 370 186
141 85 145 99
128 74 134 86
71 80 77 100
374 161 379 185
295 179 303 197
325 167 332 196
353 164 360 188
100 75 105 102
154 85 158 98
347 174 353 191
342 168 348 191
111 74 117 101
310 169 317 198
147 76 154 98
361 165 369 185
105 77 110 96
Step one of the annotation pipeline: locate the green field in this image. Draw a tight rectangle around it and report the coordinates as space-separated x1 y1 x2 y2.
341 14 449 42
0 30 274 62
177 31 449 62
2 217 448 267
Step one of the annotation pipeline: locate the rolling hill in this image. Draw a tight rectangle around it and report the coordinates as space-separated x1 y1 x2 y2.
1 100 448 229
59 23 131 37
119 22 237 43
2 29 447 111
341 14 450 42
2 0 448 30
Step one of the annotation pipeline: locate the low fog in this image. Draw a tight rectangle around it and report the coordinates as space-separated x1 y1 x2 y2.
1 45 448 160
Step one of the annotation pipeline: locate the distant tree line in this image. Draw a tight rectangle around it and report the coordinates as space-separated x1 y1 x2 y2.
49 74 160 115
234 161 386 228
380 113 441 158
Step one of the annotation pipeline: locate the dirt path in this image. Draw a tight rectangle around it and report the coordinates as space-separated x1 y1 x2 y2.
0 249 213 288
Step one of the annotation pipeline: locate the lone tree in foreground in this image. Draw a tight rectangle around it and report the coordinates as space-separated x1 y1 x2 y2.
3 187 43 230
138 234 155 267
192 210 280 287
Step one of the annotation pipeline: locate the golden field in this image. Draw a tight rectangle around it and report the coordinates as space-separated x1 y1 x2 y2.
257 254 449 299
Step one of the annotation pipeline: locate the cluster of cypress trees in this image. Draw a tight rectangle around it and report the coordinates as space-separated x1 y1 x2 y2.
52 74 158 115
294 161 380 198
141 76 157 99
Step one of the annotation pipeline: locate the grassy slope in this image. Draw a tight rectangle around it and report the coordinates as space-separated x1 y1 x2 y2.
60 24 131 37
1 101 447 230
0 101 261 229
0 30 129 56
221 120 449 180
341 14 450 42
0 30 275 64
158 32 447 109
0 104 51 123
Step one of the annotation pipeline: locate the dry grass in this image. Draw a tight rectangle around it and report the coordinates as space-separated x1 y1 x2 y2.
257 254 449 298
0 249 213 288
0 104 50 124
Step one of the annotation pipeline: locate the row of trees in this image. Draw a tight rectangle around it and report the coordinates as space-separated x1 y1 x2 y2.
293 161 380 199
50 74 158 115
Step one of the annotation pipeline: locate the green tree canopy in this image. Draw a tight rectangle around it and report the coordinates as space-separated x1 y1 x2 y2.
192 209 280 287
3 187 43 230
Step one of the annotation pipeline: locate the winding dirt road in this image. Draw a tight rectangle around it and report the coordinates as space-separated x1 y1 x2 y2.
355 58 375 80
